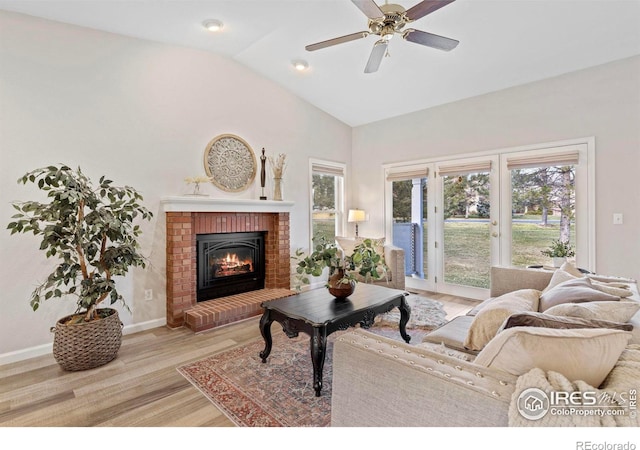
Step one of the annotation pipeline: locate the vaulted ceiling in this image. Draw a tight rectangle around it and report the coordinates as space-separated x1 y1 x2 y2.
1 0 639 126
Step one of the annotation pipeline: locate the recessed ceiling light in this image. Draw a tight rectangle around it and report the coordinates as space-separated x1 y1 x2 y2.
292 59 309 71
203 20 224 32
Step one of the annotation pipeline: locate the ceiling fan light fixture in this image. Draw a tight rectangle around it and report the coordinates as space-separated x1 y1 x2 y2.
203 19 224 32
304 0 459 73
292 59 309 71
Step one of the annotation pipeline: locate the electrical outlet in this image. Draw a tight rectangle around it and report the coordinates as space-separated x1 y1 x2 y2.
613 213 623 225
144 289 153 301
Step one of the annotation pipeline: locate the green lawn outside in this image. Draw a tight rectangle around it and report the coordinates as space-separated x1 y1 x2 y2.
313 218 575 290
442 222 491 288
312 219 337 246
438 221 575 289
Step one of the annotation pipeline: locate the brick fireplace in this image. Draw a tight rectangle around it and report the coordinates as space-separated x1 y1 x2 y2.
163 197 295 332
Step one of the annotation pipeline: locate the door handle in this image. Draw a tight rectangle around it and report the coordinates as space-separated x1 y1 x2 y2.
492 232 499 237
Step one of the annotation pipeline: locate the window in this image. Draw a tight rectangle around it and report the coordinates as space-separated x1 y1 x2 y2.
386 165 429 279
500 144 592 271
384 138 595 299
310 160 346 244
438 159 495 290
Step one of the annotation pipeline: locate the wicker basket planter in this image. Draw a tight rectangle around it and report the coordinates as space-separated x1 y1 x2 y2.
52 308 123 371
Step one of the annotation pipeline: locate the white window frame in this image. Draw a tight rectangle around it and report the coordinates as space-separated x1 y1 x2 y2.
499 141 595 271
309 159 347 247
384 137 596 298
435 154 500 299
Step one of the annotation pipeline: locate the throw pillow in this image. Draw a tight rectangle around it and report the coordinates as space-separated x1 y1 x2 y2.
358 237 385 257
335 236 358 258
542 268 579 293
474 326 632 387
463 289 540 352
335 236 385 258
539 277 620 312
560 261 585 278
544 301 640 323
501 311 634 332
591 281 634 298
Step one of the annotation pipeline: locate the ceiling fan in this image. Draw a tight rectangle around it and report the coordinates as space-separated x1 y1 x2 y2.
305 0 459 73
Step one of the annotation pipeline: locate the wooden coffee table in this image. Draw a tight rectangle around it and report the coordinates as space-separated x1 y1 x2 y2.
259 283 411 396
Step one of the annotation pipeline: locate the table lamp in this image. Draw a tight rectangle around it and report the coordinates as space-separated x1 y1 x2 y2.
348 209 366 237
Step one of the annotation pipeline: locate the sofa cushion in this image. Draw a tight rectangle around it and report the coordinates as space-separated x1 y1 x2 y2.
501 311 634 332
422 315 476 354
463 289 540 352
474 326 632 387
544 300 640 323
490 266 553 297
539 277 620 312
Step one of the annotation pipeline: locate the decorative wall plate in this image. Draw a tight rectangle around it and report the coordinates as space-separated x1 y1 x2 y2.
204 134 257 192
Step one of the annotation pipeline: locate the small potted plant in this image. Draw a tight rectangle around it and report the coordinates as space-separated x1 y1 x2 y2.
541 239 575 267
292 234 387 300
7 164 153 371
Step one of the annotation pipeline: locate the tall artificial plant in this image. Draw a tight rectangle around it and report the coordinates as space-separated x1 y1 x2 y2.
7 165 153 322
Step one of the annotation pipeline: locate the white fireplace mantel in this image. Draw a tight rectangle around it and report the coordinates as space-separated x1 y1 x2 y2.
161 196 295 213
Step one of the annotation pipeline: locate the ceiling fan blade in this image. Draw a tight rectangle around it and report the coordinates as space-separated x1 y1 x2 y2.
405 0 456 22
351 0 384 19
305 31 370 51
364 40 388 74
403 29 459 51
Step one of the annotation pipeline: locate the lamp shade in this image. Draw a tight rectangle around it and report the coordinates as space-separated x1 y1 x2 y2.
348 209 366 223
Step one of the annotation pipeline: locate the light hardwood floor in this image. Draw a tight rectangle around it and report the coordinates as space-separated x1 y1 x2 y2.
0 290 477 427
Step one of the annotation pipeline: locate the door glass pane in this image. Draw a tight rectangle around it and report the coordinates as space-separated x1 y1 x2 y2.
312 174 338 242
391 178 428 279
442 172 491 289
511 166 576 267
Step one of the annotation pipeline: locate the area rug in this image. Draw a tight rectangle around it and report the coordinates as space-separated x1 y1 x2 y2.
177 294 447 427
370 293 448 342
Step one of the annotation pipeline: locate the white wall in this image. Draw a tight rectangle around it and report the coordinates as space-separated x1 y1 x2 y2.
352 55 640 282
0 11 351 358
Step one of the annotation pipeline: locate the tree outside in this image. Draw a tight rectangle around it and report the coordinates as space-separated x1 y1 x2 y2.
390 165 576 288
312 174 338 243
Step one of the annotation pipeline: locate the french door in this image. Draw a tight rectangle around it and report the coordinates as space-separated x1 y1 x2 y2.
386 140 593 300
433 156 500 298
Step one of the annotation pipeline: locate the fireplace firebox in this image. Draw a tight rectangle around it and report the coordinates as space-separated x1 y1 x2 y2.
196 231 266 301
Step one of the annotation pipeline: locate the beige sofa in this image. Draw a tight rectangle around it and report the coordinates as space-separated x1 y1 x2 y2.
335 236 405 291
331 265 640 427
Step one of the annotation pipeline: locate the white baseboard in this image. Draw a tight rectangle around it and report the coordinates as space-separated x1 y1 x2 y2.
0 317 167 367
122 318 166 335
0 343 53 367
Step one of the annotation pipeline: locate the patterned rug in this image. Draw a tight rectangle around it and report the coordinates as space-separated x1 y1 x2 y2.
176 294 447 427
371 293 448 342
